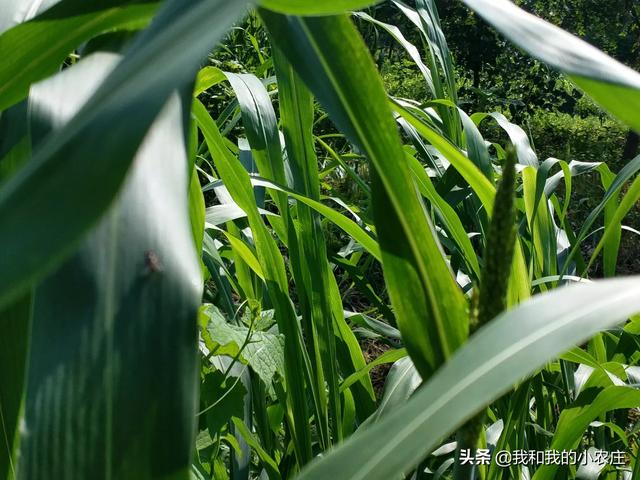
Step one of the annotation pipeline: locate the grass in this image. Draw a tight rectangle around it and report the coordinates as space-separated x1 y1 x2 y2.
1 0 640 479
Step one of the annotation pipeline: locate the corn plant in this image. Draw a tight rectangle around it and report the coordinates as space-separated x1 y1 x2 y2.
1 1 640 480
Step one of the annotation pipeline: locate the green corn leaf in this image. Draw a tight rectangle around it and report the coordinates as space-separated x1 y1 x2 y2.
459 109 492 180
413 0 461 142
218 230 266 281
272 45 347 441
523 166 558 277
231 418 281 480
394 101 495 212
561 155 640 277
472 112 538 168
394 101 531 302
0 0 159 111
327 271 377 420
249 177 381 260
407 153 481 278
0 0 248 310
205 203 274 226
370 357 421 422
259 0 382 15
17 51 201 479
394 102 532 303
224 72 290 220
295 277 640 480
194 66 226 96
188 167 206 264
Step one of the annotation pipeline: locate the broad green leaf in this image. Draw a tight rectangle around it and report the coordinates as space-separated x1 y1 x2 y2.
260 10 468 381
203 305 284 390
0 0 159 111
462 0 640 132
259 0 382 15
295 277 640 480
18 52 201 479
200 371 248 436
0 0 248 309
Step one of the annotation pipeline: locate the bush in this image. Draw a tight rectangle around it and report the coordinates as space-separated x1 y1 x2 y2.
526 109 627 166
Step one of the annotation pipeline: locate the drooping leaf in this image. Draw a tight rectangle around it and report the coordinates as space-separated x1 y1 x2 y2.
462 0 640 132
296 277 640 480
370 357 422 422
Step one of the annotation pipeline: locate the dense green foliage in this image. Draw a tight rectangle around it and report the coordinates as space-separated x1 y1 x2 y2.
1 1 640 480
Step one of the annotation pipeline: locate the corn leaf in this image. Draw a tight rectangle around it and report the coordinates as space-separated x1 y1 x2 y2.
259 0 382 15
18 51 201 479
296 277 640 480
0 0 159 111
0 0 248 309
